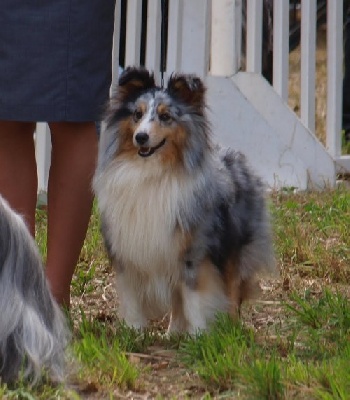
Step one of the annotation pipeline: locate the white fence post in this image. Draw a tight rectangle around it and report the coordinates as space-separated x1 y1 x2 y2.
300 0 316 133
124 0 142 66
145 0 162 82
246 0 262 74
211 0 241 76
326 1 343 158
234 0 243 73
179 0 211 77
273 0 289 101
166 0 183 75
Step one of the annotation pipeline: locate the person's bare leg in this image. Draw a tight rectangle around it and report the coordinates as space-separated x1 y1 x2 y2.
0 121 37 236
46 122 98 306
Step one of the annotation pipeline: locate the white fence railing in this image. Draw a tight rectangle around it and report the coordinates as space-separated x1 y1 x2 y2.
36 0 350 195
211 0 347 173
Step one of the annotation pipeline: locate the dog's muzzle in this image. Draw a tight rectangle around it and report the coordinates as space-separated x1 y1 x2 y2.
135 132 166 157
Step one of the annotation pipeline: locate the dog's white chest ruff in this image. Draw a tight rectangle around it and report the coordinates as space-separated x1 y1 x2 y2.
95 161 189 274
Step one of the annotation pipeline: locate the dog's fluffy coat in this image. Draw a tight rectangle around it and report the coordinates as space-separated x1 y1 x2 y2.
93 67 275 333
0 196 68 383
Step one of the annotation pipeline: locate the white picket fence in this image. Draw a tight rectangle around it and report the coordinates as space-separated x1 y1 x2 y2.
36 0 350 197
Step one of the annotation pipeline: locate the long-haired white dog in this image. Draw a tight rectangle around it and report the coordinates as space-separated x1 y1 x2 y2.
0 196 69 384
93 67 275 334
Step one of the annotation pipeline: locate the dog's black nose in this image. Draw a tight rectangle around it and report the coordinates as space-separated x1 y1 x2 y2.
135 132 149 145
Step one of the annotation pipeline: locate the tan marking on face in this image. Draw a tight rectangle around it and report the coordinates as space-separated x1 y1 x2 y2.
158 124 187 167
117 118 137 157
117 103 152 158
156 103 169 115
135 102 148 116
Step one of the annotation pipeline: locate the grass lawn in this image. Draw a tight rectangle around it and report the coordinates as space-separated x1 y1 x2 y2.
1 187 349 399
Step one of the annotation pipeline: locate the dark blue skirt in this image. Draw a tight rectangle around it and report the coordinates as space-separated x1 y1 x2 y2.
0 0 116 122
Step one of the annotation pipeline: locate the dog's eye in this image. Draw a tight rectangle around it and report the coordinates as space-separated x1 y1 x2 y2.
133 110 143 121
159 113 171 122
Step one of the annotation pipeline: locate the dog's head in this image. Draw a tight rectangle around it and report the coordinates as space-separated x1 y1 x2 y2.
104 67 210 170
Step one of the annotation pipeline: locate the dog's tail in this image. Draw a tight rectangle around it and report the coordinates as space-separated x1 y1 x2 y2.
0 196 69 384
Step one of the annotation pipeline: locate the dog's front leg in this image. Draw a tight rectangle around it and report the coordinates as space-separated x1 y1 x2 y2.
167 285 188 333
181 259 229 334
115 271 148 329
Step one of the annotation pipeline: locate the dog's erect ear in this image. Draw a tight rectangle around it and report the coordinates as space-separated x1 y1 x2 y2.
115 67 156 102
167 74 206 112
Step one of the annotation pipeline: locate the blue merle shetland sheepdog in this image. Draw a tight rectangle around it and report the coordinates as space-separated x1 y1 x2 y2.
93 67 275 334
0 196 69 384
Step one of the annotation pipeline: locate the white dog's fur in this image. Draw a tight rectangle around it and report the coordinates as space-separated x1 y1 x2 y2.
0 196 69 383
